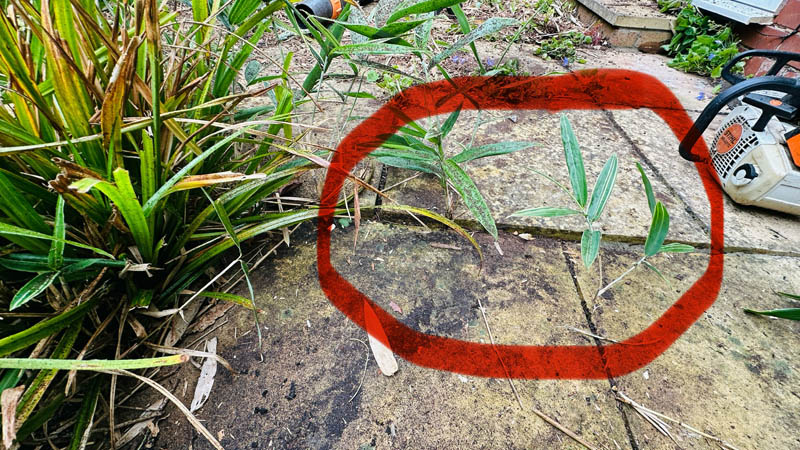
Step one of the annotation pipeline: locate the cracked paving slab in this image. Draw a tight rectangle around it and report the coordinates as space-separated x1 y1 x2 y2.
566 242 800 450
153 222 635 450
383 108 710 246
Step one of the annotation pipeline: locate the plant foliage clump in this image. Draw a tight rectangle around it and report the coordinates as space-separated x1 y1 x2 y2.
663 4 743 78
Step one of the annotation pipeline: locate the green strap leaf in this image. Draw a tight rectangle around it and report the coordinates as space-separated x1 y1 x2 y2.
68 379 101 450
580 229 601 269
428 18 518 69
48 195 66 270
0 355 187 370
743 308 800 321
451 141 536 164
142 127 249 216
71 168 153 262
10 271 61 310
560 115 587 208
510 207 582 218
374 156 439 175
0 296 100 358
636 162 656 214
0 222 113 258
442 159 498 239
387 0 465 23
331 42 427 56
777 292 800 301
439 106 461 139
200 291 263 311
586 154 618 223
644 202 670 257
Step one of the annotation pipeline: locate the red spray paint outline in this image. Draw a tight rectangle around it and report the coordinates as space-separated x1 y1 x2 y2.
317 70 725 379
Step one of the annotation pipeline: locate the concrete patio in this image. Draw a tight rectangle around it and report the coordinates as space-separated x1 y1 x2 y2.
152 47 800 450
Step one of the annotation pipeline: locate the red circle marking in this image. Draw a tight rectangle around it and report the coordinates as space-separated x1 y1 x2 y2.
317 71 725 379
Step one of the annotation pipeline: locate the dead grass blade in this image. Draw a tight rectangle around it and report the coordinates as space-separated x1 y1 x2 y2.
615 391 740 450
100 369 224 450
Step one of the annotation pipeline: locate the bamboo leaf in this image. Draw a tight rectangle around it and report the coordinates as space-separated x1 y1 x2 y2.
642 260 669 284
644 202 670 257
777 292 800 301
580 229 601 269
428 18 518 69
442 159 497 240
743 308 800 321
439 106 461 139
510 207 582 218
451 141 536 164
658 242 694 253
387 0 465 23
10 271 61 311
560 114 587 208
450 4 484 72
636 162 656 214
331 42 427 56
586 154 618 223
374 156 439 174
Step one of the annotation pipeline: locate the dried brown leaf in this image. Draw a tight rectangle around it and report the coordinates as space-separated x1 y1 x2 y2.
2 385 24 448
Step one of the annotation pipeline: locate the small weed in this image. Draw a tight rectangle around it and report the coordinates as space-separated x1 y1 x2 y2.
371 110 536 240
366 68 414 96
663 5 743 77
511 115 693 298
535 31 591 62
480 58 530 76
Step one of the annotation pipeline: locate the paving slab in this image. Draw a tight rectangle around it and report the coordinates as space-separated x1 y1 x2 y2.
566 242 800 449
153 222 634 449
384 108 710 245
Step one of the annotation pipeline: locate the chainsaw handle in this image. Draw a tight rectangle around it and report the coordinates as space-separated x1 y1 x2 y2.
721 49 800 85
679 76 800 162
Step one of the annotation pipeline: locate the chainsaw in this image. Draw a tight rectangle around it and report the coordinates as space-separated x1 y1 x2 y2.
679 49 800 215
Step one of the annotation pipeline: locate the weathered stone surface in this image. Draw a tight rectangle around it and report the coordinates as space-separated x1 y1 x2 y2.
566 241 800 449
384 108 709 245
153 223 632 449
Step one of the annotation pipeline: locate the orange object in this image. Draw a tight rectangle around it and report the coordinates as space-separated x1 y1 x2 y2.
788 131 800 168
770 99 783 107
330 0 342 18
717 123 742 154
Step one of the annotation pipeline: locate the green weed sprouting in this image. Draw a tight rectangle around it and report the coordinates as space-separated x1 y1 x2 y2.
371 109 537 241
663 4 744 78
511 115 694 299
